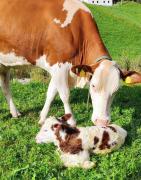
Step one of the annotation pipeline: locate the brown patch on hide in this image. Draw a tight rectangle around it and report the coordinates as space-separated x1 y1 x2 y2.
93 136 99 150
99 131 110 150
108 126 117 133
94 136 99 145
61 114 72 122
55 124 83 154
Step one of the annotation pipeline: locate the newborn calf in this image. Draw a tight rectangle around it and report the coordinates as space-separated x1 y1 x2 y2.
36 114 127 169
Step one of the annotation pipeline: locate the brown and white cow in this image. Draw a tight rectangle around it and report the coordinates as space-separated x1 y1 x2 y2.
0 0 140 126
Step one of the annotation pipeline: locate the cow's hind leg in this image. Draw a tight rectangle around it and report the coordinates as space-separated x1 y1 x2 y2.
0 70 21 118
39 78 57 125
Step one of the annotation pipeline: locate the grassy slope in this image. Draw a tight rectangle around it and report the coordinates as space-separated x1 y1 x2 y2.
0 82 141 180
87 2 141 67
0 2 141 180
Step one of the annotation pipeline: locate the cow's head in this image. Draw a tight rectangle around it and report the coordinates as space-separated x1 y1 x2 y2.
36 114 72 144
71 60 141 126
71 60 120 126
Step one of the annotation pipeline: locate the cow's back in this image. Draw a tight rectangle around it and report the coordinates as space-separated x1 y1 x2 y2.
0 0 60 63
0 0 91 65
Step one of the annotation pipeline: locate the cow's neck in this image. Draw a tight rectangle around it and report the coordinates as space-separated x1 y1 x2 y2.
75 17 111 66
83 34 111 66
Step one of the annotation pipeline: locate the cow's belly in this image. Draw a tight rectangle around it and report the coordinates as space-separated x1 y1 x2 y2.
0 52 31 67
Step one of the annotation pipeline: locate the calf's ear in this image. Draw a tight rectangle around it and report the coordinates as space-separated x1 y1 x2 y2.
52 123 61 131
120 70 141 84
61 114 72 121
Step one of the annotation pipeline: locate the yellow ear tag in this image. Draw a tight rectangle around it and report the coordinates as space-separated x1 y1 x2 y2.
125 77 132 84
79 70 86 77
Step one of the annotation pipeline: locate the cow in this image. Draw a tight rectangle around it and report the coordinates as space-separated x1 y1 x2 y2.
36 114 127 169
0 0 140 126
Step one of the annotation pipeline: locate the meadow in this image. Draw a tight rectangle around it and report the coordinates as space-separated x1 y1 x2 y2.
0 2 141 180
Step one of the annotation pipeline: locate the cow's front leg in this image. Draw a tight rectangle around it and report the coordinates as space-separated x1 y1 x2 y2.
39 78 57 125
0 70 21 118
57 86 76 126
53 64 76 126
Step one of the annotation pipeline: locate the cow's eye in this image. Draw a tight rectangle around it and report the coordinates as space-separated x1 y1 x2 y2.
92 84 95 88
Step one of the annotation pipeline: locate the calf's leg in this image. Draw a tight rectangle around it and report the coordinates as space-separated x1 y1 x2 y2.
0 70 21 117
61 150 95 169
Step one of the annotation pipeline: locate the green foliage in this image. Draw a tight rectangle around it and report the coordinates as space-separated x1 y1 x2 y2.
0 82 141 179
30 67 49 83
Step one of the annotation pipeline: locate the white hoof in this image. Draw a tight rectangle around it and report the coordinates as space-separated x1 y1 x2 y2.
82 161 96 169
11 110 21 118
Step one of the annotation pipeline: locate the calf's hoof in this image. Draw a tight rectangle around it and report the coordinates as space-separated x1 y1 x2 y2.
82 161 96 169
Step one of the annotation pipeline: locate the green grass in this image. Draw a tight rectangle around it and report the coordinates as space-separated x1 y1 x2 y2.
0 82 141 179
87 2 141 69
1 2 141 180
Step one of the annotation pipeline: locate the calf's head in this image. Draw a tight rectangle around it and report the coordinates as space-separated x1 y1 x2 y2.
36 114 72 144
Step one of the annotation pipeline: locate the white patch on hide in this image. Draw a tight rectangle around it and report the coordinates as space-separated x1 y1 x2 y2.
50 62 72 77
60 150 90 168
53 18 61 25
36 55 51 72
54 0 91 28
0 52 30 66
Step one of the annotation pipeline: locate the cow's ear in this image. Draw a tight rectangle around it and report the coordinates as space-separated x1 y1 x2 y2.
71 65 93 77
120 70 141 84
71 63 100 78
61 114 72 122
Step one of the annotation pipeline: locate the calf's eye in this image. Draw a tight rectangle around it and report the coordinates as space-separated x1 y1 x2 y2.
44 130 48 132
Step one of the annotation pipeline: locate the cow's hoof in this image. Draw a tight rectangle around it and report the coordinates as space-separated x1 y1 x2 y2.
11 111 21 118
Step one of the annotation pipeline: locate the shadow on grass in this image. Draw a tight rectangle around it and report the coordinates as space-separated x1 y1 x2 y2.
113 85 141 145
0 109 12 121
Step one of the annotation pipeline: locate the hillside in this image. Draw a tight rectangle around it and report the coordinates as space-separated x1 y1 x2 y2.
87 2 141 69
